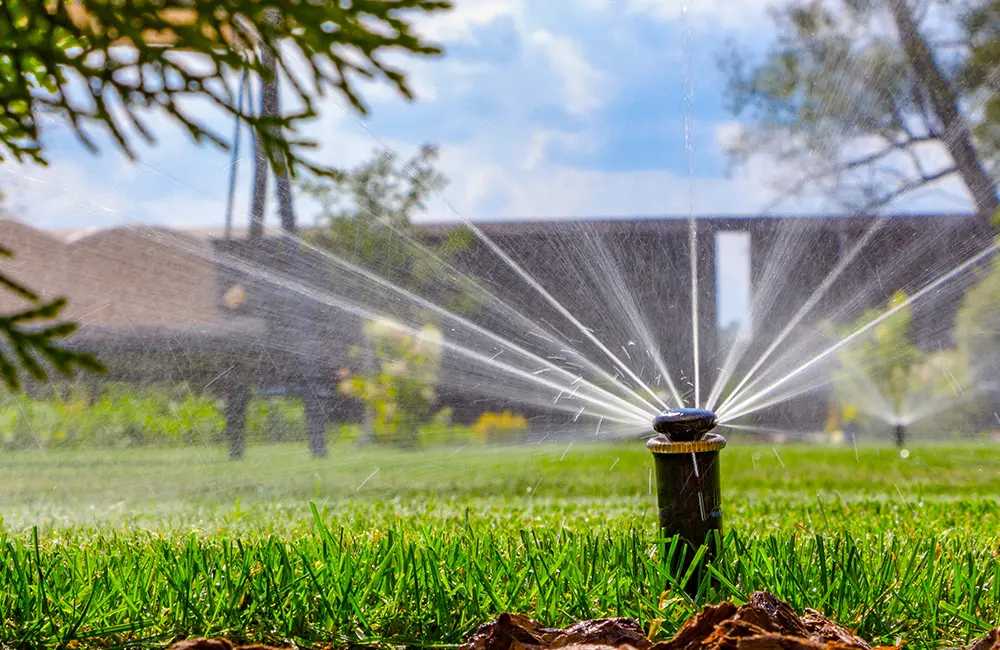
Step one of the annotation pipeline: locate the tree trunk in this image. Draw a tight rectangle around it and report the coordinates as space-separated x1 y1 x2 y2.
304 391 329 458
888 0 998 221
259 46 297 235
356 335 377 447
225 385 251 460
224 68 248 239
248 90 269 241
247 9 295 240
266 397 283 441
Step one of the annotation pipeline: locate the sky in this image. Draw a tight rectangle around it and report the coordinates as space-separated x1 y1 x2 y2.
0 0 976 326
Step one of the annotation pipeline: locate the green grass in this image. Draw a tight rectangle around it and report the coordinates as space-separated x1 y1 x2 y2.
1 441 999 649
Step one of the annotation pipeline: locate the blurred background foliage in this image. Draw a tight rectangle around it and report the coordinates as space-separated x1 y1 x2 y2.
338 318 449 448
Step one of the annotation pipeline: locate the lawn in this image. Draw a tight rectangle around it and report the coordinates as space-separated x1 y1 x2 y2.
1 440 998 650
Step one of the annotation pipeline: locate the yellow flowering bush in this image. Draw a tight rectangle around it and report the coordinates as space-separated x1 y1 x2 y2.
472 410 529 444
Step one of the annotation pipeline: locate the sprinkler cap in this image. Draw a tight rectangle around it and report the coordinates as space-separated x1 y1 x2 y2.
646 432 726 454
651 408 717 442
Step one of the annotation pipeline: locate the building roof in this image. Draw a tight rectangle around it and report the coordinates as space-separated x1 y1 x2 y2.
418 212 981 236
1 219 225 327
5 212 983 331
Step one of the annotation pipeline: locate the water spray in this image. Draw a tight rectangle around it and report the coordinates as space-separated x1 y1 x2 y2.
647 408 725 596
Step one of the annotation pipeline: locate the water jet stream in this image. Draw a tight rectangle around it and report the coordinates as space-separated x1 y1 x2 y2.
291 235 659 420
461 221 670 412
682 5 700 409
234 257 649 425
688 218 700 408
712 216 890 414
343 106 673 413
574 230 685 407
122 228 655 426
718 239 1000 423
715 219 988 423
706 220 832 411
718 422 812 439
716 376 835 426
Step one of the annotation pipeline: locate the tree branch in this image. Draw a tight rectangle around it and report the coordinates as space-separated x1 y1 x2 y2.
840 134 937 172
888 0 998 217
0 273 106 391
1 0 453 177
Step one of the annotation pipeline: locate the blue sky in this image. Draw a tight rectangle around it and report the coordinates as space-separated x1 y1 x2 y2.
1 1 784 227
0 0 974 326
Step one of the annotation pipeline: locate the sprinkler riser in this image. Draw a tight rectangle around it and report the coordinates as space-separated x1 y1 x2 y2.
651 449 723 563
894 424 906 448
647 408 725 596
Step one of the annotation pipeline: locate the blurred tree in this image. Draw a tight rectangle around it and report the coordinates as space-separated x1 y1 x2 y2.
954 217 1000 420
1 0 450 174
905 345 979 437
301 144 478 317
0 0 451 391
722 0 999 218
828 290 922 446
961 0 1000 178
338 317 446 447
954 257 1000 369
301 145 478 446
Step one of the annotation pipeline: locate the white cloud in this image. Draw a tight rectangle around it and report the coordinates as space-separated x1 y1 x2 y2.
455 159 782 220
2 116 806 232
521 129 594 170
0 158 137 229
714 121 744 152
410 119 817 222
528 30 607 116
421 0 524 43
625 0 776 30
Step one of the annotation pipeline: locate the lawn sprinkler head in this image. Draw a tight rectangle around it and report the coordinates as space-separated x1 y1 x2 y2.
651 408 717 441
893 423 907 448
647 408 726 597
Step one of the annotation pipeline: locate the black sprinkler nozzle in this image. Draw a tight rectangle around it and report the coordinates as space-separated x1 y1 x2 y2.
648 408 725 597
652 407 718 441
894 423 907 448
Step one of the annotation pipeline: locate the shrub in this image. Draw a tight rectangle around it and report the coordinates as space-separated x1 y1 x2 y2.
0 384 310 449
339 318 446 447
246 397 307 442
471 410 529 444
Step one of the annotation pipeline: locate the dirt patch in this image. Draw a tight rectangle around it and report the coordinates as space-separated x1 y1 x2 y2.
458 592 995 650
169 640 276 650
166 591 999 650
966 630 1000 650
460 613 651 650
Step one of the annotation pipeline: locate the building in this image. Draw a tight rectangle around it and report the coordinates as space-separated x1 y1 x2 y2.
1 212 991 450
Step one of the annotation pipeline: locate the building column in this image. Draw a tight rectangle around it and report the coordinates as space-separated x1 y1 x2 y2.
696 221 717 405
